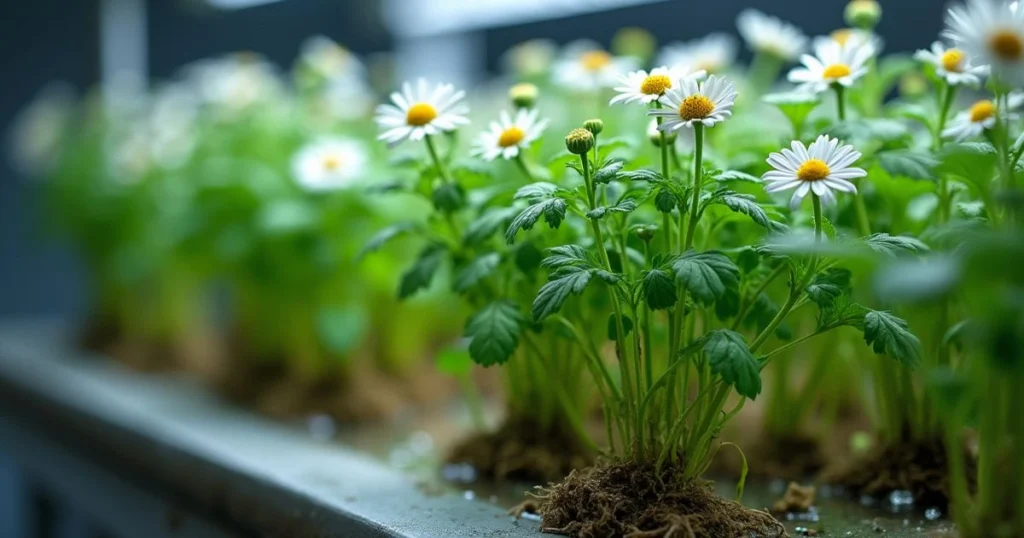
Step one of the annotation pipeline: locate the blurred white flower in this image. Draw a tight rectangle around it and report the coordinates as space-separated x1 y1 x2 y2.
291 137 368 191
473 108 548 161
944 0 1024 86
942 93 1024 141
788 36 876 93
375 79 469 147
737 9 808 61
552 40 637 91
299 35 366 81
8 83 75 178
657 34 738 75
648 75 738 131
609 66 706 106
188 53 282 112
763 135 865 208
914 41 989 87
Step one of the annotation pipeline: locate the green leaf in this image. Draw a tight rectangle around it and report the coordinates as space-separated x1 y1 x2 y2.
514 241 544 275
863 310 923 368
465 301 524 367
432 182 465 212
607 313 634 340
359 222 418 260
541 245 593 269
737 248 760 273
587 198 637 220
716 170 763 184
453 252 501 293
532 267 593 321
707 191 772 229
463 206 519 246
704 330 762 399
620 169 664 183
642 268 677 310
763 91 820 130
816 295 869 331
514 182 560 200
316 306 368 355
655 190 679 213
398 244 446 299
806 268 852 308
672 250 740 305
936 142 998 183
593 160 624 184
877 150 938 181
822 216 837 241
505 198 567 244
865 233 929 257
436 347 472 377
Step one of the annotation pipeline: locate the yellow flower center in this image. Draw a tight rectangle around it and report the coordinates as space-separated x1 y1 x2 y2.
823 63 852 80
989 29 1024 61
678 95 715 121
406 102 438 126
498 126 526 148
640 74 673 95
322 155 341 171
832 29 854 46
969 100 997 123
797 159 831 181
580 51 611 71
941 49 965 72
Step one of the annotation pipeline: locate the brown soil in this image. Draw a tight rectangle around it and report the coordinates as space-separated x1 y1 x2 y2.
447 416 594 484
526 460 786 538
819 437 976 509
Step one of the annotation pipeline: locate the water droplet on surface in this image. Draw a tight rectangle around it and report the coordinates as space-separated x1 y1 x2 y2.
462 490 475 500
925 507 942 520
785 506 820 522
888 489 914 509
520 511 541 522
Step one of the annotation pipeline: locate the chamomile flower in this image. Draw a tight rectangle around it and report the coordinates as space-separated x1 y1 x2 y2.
657 34 738 74
763 135 865 208
942 93 1024 141
291 137 368 191
737 9 808 61
648 75 738 131
788 37 876 94
609 66 706 106
473 109 549 161
552 40 637 91
914 41 990 86
944 0 1024 86
375 79 469 147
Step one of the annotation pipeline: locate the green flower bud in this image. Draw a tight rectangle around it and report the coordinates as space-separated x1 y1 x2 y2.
565 128 595 155
509 83 538 109
845 0 882 30
583 118 604 136
636 225 657 242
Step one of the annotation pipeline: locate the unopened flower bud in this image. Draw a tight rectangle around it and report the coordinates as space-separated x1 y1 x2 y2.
636 225 657 242
509 83 538 109
583 118 604 136
845 0 882 30
565 128 595 155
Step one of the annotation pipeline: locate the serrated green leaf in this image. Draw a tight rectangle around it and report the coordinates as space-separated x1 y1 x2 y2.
704 330 762 399
465 301 524 367
398 244 446 299
586 198 637 220
865 233 929 257
453 252 501 293
806 268 852 307
593 160 624 184
532 267 593 321
542 244 593 268
620 169 664 183
359 222 418 260
816 295 869 331
642 268 677 310
708 191 772 229
863 310 922 368
672 250 740 305
655 189 679 213
877 150 938 181
505 198 567 244
514 182 560 200
463 206 519 246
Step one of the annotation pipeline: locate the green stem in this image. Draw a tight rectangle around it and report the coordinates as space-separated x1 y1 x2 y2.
833 84 847 121
514 152 536 181
424 135 451 183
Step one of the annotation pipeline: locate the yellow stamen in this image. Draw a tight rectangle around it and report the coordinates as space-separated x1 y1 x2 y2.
832 29 854 46
797 159 831 181
580 51 611 71
406 102 438 126
989 30 1023 61
823 63 852 80
323 156 341 171
678 95 715 121
640 74 673 95
498 126 526 148
941 49 965 72
969 100 996 123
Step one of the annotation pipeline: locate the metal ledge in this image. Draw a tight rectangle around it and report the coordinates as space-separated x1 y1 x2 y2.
0 320 538 538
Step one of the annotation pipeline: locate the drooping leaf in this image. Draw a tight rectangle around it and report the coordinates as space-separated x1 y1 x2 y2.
398 243 446 299
505 198 567 243
707 191 772 229
704 330 762 399
863 310 922 368
465 301 524 366
593 160 624 184
359 222 418 260
865 233 929 257
532 267 594 321
642 268 677 310
672 250 740 305
453 252 501 293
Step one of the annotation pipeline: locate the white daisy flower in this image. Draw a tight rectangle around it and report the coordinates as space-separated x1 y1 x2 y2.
609 66 707 106
552 40 637 91
647 75 738 131
657 34 738 75
944 0 1024 86
788 37 876 94
291 137 368 191
762 135 865 208
942 93 1024 141
374 79 469 147
188 54 282 112
473 109 549 161
914 41 990 86
737 9 808 61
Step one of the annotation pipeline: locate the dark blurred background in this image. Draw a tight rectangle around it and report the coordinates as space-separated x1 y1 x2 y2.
0 0 943 320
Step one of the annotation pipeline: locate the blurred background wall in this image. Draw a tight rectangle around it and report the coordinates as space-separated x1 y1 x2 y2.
0 0 943 319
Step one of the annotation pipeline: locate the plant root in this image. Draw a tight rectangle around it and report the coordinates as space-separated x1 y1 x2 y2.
532 459 787 538
448 416 593 483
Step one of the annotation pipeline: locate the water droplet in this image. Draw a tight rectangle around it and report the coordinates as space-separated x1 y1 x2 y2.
462 490 475 500
888 489 914 508
925 507 942 520
520 511 541 522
